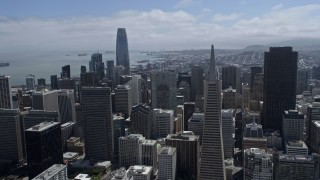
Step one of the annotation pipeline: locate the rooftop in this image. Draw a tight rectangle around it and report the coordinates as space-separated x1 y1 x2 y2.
127 165 152 176
33 164 66 180
74 173 91 180
159 146 176 156
286 140 307 148
63 152 79 159
312 120 320 128
26 121 59 132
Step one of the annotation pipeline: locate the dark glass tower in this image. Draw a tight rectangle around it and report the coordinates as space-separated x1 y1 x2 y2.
25 121 63 178
116 28 130 75
262 47 298 131
61 65 71 79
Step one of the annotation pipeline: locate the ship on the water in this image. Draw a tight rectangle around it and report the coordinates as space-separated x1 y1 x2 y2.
0 62 9 67
78 53 87 56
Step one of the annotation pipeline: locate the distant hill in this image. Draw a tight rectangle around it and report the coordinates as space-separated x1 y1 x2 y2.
268 38 320 50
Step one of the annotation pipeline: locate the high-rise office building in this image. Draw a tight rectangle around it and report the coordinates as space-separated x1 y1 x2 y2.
26 74 35 90
37 78 46 89
151 71 177 109
61 65 71 79
188 113 204 144
165 132 200 179
124 75 143 105
32 164 67 180
61 122 76 152
32 90 59 112
80 72 100 87
282 110 304 142
22 110 59 130
199 45 226 179
262 47 298 131
183 102 195 131
312 66 320 80
25 121 63 178
297 69 309 95
80 65 86 74
311 121 320 154
106 60 115 82
116 28 130 75
119 134 145 168
114 85 132 118
58 90 76 124
152 108 174 139
243 120 267 150
250 66 262 90
50 75 58 90
222 87 236 109
130 104 152 138
177 73 191 102
81 87 113 161
191 65 204 102
158 146 177 180
222 109 234 159
113 115 125 162
0 75 12 109
140 140 158 170
222 65 241 93
0 109 24 166
251 73 264 102
274 154 320 180
244 148 273 180
89 53 105 80
306 102 320 146
242 83 250 109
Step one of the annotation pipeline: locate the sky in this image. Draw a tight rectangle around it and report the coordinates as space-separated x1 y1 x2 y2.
0 0 319 51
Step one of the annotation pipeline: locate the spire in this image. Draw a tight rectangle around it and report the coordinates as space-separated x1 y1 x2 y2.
207 44 216 80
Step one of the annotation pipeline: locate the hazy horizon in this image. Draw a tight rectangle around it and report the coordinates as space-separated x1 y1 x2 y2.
0 0 320 52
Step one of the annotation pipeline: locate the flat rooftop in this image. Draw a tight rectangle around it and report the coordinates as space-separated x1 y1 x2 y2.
159 146 176 156
127 165 152 175
26 121 59 132
33 164 66 180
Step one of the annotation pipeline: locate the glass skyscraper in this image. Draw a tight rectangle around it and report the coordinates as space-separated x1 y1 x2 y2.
116 28 130 75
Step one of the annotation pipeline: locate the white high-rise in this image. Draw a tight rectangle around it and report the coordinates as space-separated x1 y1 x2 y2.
152 109 174 139
158 146 177 180
199 45 226 179
119 134 145 168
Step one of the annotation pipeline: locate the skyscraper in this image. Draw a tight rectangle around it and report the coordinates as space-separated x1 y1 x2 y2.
58 89 76 123
25 121 63 178
116 28 130 75
81 87 113 161
32 90 59 112
158 146 177 180
250 66 262 90
50 75 58 90
0 109 24 166
26 74 35 90
119 134 145 168
0 75 12 109
152 108 174 139
114 85 132 119
222 65 241 93
221 109 234 159
244 148 273 180
191 65 204 102
262 47 298 131
151 70 177 109
199 45 226 179
130 104 152 138
165 132 200 179
61 65 71 79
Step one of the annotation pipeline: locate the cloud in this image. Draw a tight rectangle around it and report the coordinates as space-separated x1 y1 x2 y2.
272 3 284 11
213 13 243 22
174 0 199 9
0 4 320 52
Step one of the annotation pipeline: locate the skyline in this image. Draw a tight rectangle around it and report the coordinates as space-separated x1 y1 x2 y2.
0 1 320 52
